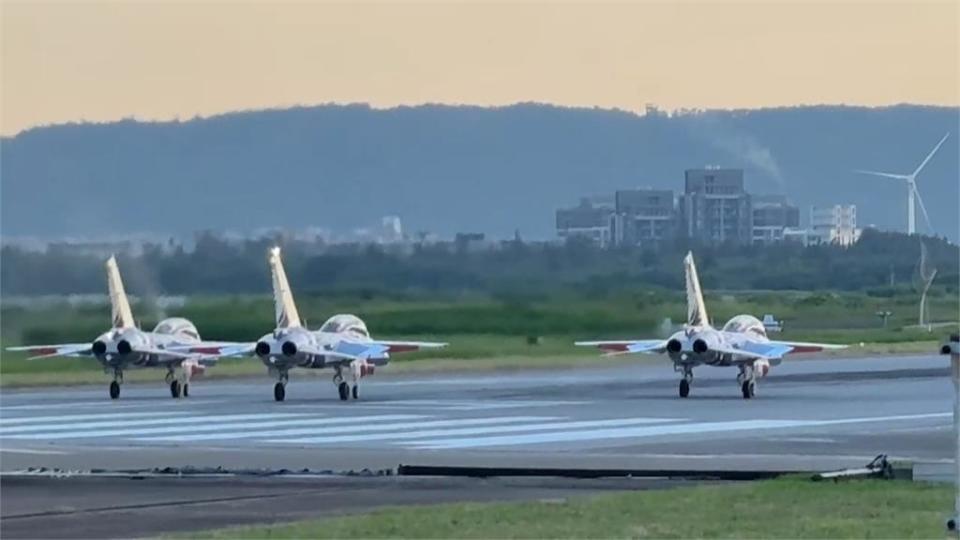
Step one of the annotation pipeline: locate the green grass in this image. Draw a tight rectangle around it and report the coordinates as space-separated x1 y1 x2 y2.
183 478 952 539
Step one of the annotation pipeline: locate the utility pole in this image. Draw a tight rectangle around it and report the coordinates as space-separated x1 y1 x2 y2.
943 333 960 535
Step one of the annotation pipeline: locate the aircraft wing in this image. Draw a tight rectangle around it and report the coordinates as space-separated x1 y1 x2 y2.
722 340 846 362
575 340 667 355
6 343 93 360
170 342 258 358
764 340 847 354
369 340 448 354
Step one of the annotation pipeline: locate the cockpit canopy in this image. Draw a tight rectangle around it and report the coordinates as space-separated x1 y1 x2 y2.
319 314 370 338
722 314 767 339
152 317 200 340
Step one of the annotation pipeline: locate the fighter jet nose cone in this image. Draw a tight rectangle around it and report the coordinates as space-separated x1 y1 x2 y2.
281 341 298 356
255 341 272 356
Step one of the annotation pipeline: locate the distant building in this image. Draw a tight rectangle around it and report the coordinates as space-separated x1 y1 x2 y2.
612 188 676 247
810 204 861 246
752 195 800 245
556 198 614 247
679 168 752 245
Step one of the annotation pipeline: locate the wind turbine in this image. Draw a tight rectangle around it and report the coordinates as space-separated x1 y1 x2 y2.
856 132 950 235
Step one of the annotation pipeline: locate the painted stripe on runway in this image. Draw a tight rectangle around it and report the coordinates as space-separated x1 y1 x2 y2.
135 416 556 442
410 412 952 450
0 413 301 434
0 411 187 426
0 447 70 455
272 417 679 445
0 400 226 412
4 414 425 440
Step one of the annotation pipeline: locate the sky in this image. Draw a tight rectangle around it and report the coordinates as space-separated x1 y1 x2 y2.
2 1 958 136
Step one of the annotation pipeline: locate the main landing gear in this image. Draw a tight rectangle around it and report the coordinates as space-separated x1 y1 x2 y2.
166 369 189 399
109 369 123 399
677 365 693 398
334 366 359 401
738 364 757 400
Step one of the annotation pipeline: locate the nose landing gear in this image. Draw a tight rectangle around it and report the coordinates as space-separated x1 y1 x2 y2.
273 370 289 402
676 365 694 398
108 369 123 399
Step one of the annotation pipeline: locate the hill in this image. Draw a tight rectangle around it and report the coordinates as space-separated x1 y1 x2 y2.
2 103 957 241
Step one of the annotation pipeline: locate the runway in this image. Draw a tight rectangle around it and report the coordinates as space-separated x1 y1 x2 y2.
1 354 952 473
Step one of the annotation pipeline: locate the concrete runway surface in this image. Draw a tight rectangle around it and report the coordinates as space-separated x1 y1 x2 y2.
1 355 952 472
0 354 953 538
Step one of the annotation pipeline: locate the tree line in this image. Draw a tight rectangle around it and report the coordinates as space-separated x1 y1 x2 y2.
1 229 957 298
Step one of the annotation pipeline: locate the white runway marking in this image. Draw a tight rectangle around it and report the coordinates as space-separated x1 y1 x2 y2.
273 417 679 445
0 413 300 434
409 412 952 450
4 414 425 441
0 411 180 426
0 447 69 455
283 400 588 411
135 416 556 442
0 400 226 411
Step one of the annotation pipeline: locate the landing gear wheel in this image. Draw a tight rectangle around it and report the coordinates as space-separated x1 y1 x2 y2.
170 380 181 398
182 383 189 398
679 379 690 398
109 381 120 400
338 382 349 401
274 382 286 402
741 380 755 399
352 385 359 400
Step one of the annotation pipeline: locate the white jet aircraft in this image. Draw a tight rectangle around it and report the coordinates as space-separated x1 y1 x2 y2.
190 247 447 402
7 256 226 399
576 252 845 399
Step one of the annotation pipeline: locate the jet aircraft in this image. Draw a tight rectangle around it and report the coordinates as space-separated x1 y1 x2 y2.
576 252 845 399
192 247 447 401
7 256 226 399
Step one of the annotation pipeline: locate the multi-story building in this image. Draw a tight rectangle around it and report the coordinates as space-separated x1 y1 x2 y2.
555 198 614 247
611 188 675 247
810 204 861 246
752 195 800 245
679 168 752 245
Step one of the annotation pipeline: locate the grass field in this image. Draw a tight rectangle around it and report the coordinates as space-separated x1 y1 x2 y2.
185 478 952 539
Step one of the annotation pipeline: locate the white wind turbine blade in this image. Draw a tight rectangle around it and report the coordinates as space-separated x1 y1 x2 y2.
913 184 934 234
854 170 910 180
911 132 950 178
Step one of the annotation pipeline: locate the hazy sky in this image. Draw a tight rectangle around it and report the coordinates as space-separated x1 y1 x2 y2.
2 1 958 135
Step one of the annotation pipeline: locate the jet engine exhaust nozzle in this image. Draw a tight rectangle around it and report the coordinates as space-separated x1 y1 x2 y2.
666 339 682 353
92 341 107 355
281 341 298 357
692 339 709 354
255 341 271 357
116 340 133 355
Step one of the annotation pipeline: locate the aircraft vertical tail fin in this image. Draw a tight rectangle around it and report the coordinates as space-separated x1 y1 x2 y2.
269 247 302 329
106 255 135 329
684 251 709 327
